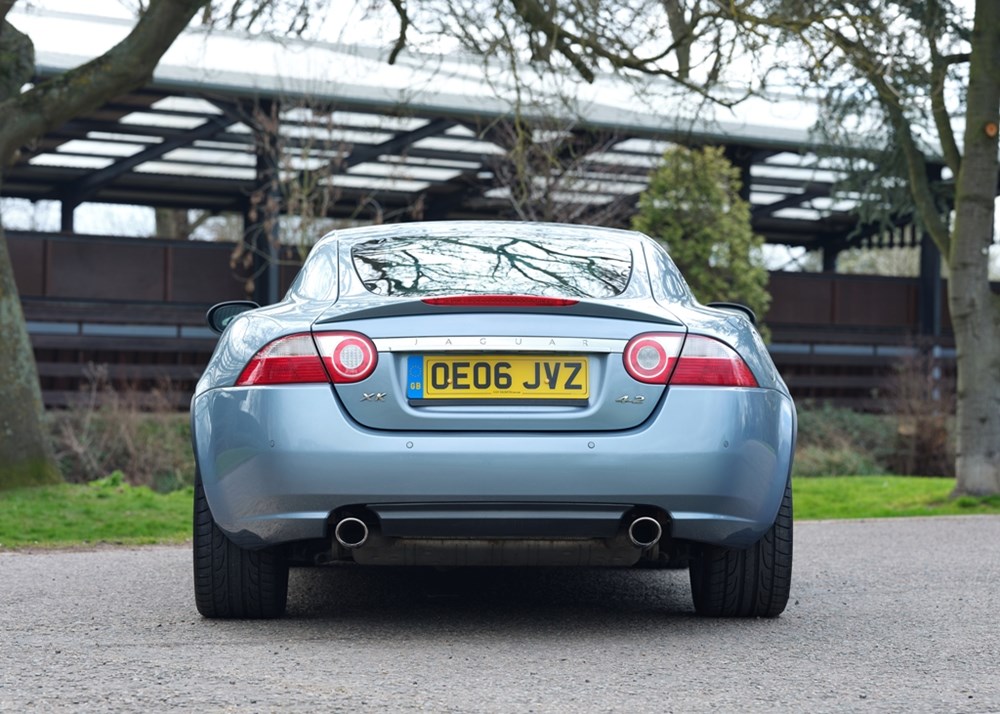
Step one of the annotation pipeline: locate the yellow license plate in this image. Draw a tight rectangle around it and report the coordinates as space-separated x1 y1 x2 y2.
407 354 588 400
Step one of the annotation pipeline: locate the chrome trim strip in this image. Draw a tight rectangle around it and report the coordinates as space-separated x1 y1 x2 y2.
371 336 628 353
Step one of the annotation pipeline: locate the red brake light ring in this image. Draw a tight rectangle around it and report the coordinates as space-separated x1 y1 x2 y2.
236 332 378 386
623 335 678 383
319 333 378 382
623 333 757 387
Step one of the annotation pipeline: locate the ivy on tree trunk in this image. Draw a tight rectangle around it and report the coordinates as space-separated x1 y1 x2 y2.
0 0 208 489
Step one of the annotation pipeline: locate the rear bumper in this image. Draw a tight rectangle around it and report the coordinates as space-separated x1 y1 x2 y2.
192 385 795 551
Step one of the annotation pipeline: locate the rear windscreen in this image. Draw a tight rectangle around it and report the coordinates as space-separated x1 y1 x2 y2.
351 234 633 299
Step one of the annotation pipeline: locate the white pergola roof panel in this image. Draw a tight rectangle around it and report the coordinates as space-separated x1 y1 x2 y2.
3 2 932 250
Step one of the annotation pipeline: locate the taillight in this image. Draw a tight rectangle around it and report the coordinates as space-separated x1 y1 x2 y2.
314 332 378 383
623 333 757 387
236 333 329 386
623 333 684 383
235 331 378 386
669 335 758 387
422 295 579 307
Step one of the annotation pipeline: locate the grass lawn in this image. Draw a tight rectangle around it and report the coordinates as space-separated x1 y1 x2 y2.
0 473 192 549
795 476 1000 519
2 475 1000 549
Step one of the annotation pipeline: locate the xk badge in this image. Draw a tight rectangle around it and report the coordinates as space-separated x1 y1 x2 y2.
361 392 387 402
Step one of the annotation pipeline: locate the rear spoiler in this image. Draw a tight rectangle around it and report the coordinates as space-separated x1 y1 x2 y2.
314 297 684 327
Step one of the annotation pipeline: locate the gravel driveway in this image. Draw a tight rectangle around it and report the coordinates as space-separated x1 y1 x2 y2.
2 516 999 713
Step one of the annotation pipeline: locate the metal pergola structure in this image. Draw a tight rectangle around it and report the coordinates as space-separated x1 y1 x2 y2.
3 5 947 333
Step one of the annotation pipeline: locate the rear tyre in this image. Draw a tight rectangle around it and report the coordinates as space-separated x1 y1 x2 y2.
193 472 289 619
689 478 792 618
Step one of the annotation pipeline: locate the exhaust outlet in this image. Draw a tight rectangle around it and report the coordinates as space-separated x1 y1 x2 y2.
628 516 662 548
334 517 369 549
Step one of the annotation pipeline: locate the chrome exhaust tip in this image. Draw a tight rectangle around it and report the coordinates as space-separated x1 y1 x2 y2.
628 516 662 548
334 517 369 549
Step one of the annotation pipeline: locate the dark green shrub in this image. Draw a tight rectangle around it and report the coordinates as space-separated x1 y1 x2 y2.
795 404 896 476
793 445 885 478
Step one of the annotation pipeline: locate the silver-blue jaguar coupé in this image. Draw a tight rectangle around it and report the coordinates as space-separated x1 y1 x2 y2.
192 221 795 619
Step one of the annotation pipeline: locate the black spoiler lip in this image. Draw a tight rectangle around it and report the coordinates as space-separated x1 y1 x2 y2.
313 296 685 327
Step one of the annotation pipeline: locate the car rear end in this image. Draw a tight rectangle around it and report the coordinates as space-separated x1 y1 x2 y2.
192 225 795 575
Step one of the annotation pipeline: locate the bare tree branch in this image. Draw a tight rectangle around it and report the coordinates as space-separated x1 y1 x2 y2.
662 0 695 79
0 0 16 26
0 0 207 167
387 0 410 64
0 19 32 103
824 26 952 255
506 0 749 105
925 0 967 176
929 52 964 176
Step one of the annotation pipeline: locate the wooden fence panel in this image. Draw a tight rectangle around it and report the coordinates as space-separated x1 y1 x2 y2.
8 230 962 410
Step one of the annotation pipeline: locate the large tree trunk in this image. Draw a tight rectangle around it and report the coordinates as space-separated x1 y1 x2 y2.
0 14 58 487
0 177 59 488
0 0 207 489
155 207 192 239
949 0 1000 495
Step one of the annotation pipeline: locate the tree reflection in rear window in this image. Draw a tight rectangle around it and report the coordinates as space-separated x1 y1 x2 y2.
351 234 633 299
